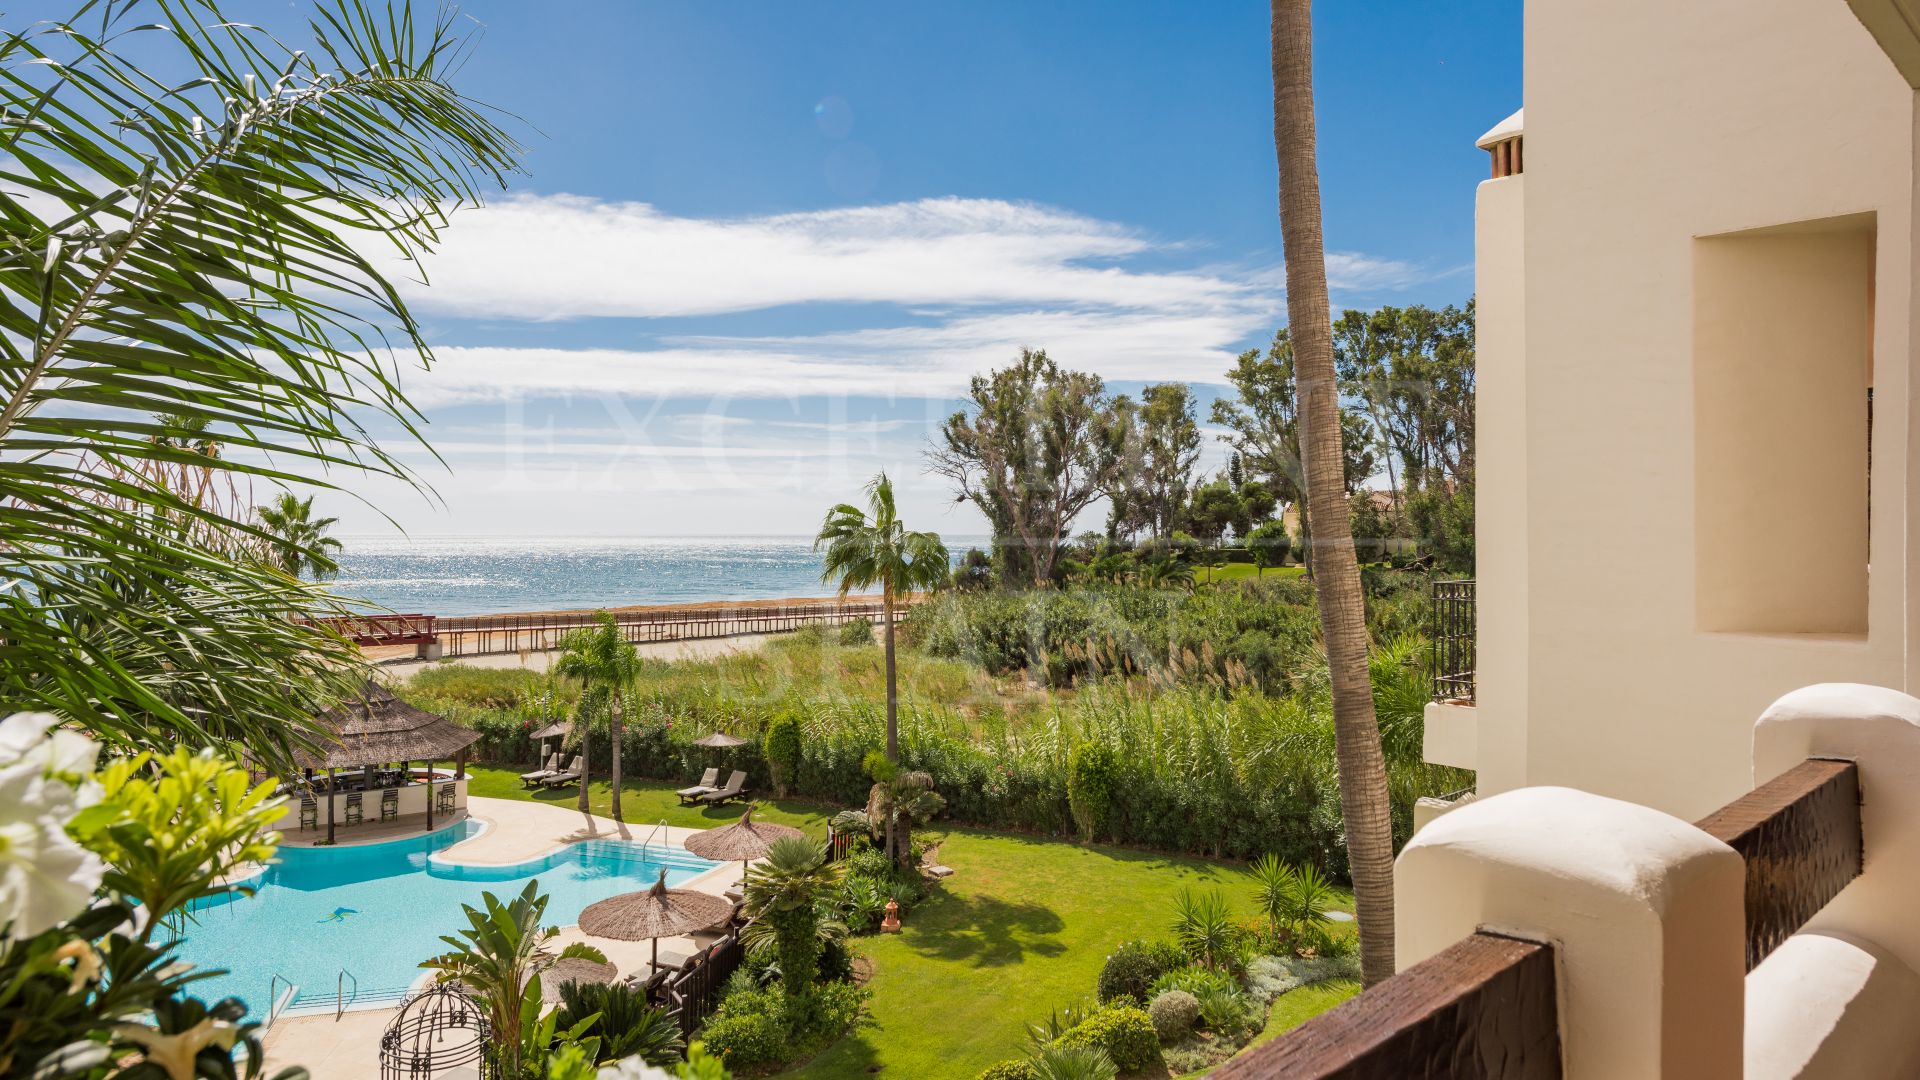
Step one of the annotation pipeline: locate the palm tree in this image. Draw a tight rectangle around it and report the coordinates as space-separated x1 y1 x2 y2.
741 835 846 1005
0 1 519 764
815 472 950 764
254 493 344 580
1270 0 1398 986
552 611 640 819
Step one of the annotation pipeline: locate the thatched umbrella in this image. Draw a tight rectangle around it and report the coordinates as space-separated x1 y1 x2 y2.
577 870 732 972
691 731 747 749
529 719 572 770
540 957 617 1002
682 805 803 878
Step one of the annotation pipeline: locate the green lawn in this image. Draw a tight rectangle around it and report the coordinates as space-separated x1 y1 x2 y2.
1194 563 1306 584
465 767 1354 1079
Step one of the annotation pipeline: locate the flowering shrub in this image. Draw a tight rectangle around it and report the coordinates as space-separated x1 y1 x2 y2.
0 713 297 1079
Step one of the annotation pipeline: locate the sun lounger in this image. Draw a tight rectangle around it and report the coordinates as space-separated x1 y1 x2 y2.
519 752 561 787
675 767 721 805
699 770 749 806
540 755 583 789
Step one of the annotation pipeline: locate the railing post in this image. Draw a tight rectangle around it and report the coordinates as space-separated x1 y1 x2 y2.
1752 684 1920 974
1396 786 1745 1077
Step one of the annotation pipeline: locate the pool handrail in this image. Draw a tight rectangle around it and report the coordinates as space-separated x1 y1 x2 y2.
336 968 357 1020
267 973 297 1029
643 817 669 852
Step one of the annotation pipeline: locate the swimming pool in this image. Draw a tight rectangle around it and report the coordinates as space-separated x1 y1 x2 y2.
168 820 723 1015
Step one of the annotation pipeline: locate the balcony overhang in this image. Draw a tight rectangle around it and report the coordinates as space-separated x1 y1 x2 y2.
1849 0 1920 88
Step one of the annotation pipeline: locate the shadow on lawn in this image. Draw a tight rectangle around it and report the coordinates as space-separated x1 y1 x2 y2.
903 891 1067 967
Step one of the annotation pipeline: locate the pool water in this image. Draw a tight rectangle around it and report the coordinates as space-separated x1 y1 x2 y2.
168 820 722 1015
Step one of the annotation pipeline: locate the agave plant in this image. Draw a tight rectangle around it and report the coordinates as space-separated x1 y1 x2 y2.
1024 1000 1097 1052
0 0 520 765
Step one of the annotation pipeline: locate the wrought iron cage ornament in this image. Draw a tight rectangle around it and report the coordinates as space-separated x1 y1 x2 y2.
379 983 490 1080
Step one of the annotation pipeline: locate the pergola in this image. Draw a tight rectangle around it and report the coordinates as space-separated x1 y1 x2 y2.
295 680 480 844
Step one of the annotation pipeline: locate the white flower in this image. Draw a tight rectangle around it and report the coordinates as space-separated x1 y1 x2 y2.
0 712 58 766
597 1057 676 1080
114 1017 242 1080
0 713 106 940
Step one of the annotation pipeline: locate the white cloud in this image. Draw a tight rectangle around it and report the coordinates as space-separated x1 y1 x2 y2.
390 194 1262 320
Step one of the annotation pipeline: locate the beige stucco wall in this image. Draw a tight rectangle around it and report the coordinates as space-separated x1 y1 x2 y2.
1501 0 1914 817
1473 170 1527 795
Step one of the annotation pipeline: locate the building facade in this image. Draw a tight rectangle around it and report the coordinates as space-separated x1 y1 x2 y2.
1431 0 1920 821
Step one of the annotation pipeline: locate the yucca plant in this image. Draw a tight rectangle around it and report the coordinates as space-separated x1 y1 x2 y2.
0 0 519 766
1169 887 1237 971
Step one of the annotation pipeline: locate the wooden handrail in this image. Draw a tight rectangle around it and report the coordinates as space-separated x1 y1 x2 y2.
1229 756 1863 1077
1214 932 1560 1080
1693 757 1861 970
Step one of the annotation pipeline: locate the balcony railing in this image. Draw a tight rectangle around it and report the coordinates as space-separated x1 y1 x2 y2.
1430 579 1475 703
1221 752 1864 1078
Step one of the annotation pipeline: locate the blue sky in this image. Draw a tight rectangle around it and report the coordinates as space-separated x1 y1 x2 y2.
98 1 1523 537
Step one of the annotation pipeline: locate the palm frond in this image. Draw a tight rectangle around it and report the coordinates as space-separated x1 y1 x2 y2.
0 0 522 763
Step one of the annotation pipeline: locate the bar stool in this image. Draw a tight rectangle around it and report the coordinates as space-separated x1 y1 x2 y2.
380 787 399 823
344 791 364 826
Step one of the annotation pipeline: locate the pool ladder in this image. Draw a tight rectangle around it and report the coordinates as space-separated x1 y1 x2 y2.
266 974 298 1029
643 817 669 853
336 968 357 1019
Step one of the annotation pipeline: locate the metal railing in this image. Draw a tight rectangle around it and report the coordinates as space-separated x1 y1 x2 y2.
1430 579 1476 703
337 968 358 1020
267 974 298 1029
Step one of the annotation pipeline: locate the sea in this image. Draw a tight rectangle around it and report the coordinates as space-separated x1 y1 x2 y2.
327 535 982 617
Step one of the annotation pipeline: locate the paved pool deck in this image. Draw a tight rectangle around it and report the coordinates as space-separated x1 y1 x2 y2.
260 795 750 1079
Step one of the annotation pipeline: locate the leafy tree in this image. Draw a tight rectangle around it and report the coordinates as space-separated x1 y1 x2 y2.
1211 330 1378 517
742 836 846 1010
254 492 343 580
1335 302 1476 500
1271 0 1398 986
1408 483 1475 572
816 473 949 763
1235 479 1279 539
1183 477 1242 546
421 882 559 1078
1247 520 1292 576
930 349 1124 586
0 0 519 765
950 546 995 591
1108 383 1202 541
765 711 803 798
553 612 640 819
